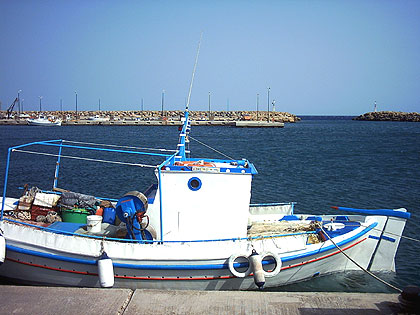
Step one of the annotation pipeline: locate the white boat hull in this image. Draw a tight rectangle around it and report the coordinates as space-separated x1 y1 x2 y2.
0 210 407 290
27 119 62 126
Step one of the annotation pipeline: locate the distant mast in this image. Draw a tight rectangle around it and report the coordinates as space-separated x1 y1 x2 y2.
374 101 377 112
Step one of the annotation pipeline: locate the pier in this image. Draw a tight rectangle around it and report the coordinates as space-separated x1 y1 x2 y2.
0 110 299 127
0 285 410 314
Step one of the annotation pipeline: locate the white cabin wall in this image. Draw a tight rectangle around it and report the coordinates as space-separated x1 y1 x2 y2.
149 170 252 241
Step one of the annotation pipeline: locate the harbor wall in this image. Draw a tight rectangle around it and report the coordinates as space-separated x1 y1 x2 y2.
0 110 300 126
353 111 420 122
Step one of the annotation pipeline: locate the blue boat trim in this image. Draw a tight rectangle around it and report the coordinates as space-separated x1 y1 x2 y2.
368 234 396 243
5 223 377 271
333 206 411 219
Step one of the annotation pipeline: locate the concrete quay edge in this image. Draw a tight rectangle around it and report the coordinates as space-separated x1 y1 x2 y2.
0 285 409 315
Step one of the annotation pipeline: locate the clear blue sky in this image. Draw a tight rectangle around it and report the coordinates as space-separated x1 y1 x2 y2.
1 0 419 115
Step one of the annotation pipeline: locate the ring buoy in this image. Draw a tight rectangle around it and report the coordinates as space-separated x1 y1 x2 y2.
174 160 216 168
228 253 252 278
261 252 282 278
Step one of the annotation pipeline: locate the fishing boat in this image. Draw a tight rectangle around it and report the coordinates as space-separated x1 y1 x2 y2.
0 38 411 291
27 115 62 126
88 115 110 122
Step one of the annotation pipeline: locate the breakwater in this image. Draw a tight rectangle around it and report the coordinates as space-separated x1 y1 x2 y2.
353 111 420 122
0 110 300 125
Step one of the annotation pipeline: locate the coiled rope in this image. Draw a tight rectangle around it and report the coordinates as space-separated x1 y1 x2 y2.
319 223 402 293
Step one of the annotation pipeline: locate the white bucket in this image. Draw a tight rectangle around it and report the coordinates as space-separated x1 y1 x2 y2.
87 215 102 233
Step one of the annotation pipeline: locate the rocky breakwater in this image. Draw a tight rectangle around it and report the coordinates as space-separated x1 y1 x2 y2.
2 110 300 122
353 111 420 122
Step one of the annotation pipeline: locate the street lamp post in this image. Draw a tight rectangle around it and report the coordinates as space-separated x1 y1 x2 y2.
39 96 43 112
17 90 22 114
75 91 78 119
208 91 211 120
256 93 259 121
267 87 270 123
161 90 165 118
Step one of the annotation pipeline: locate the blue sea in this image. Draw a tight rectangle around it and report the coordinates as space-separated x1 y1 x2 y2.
1 116 419 292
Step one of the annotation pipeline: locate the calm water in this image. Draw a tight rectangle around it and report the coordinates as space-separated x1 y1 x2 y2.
1 118 419 292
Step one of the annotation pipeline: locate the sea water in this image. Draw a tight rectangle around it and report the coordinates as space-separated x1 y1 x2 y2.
0 117 419 292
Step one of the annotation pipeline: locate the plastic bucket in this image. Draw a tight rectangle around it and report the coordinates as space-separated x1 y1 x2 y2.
87 215 102 233
61 208 90 223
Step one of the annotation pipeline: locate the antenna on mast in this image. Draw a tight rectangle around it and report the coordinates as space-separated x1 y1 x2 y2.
185 32 203 111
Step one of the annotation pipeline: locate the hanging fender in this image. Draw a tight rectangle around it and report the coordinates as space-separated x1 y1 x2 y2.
97 251 114 288
261 251 282 278
0 234 5 265
228 253 252 278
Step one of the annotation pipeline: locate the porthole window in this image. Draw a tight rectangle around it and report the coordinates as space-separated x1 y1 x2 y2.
188 177 202 191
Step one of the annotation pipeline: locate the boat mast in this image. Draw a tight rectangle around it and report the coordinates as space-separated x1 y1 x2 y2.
177 33 203 160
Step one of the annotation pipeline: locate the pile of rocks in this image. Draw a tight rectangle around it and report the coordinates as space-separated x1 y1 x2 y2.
5 110 300 123
353 111 420 122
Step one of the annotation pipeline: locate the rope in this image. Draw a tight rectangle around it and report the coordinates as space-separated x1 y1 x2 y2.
189 136 235 160
12 149 157 168
319 224 402 293
369 226 420 243
62 140 177 153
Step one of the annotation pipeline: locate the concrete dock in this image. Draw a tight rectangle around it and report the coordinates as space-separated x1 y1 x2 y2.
0 285 410 315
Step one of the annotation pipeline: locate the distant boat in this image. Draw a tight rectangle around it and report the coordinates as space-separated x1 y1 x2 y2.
88 115 109 122
27 116 62 126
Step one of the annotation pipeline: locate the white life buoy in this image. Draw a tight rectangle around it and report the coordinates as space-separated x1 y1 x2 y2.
261 251 282 278
0 234 5 264
98 251 114 288
228 253 252 278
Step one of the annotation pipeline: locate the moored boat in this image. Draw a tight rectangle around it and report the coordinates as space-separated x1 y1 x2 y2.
27 115 62 126
0 37 411 291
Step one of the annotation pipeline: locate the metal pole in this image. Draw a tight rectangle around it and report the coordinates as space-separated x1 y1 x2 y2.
141 98 144 111
60 99 63 112
53 140 63 190
17 90 21 114
75 91 78 119
39 96 42 112
1 148 12 219
267 87 270 123
208 91 211 120
256 93 259 120
99 98 101 111
161 90 165 118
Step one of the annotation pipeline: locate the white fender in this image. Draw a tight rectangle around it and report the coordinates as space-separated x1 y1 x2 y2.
228 253 251 278
0 234 5 264
261 251 282 278
249 250 265 288
98 252 114 288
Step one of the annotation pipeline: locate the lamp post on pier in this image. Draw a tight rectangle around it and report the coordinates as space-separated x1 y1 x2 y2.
267 87 270 123
17 90 22 114
161 90 165 119
39 96 43 112
208 91 211 120
256 93 259 120
74 91 78 119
